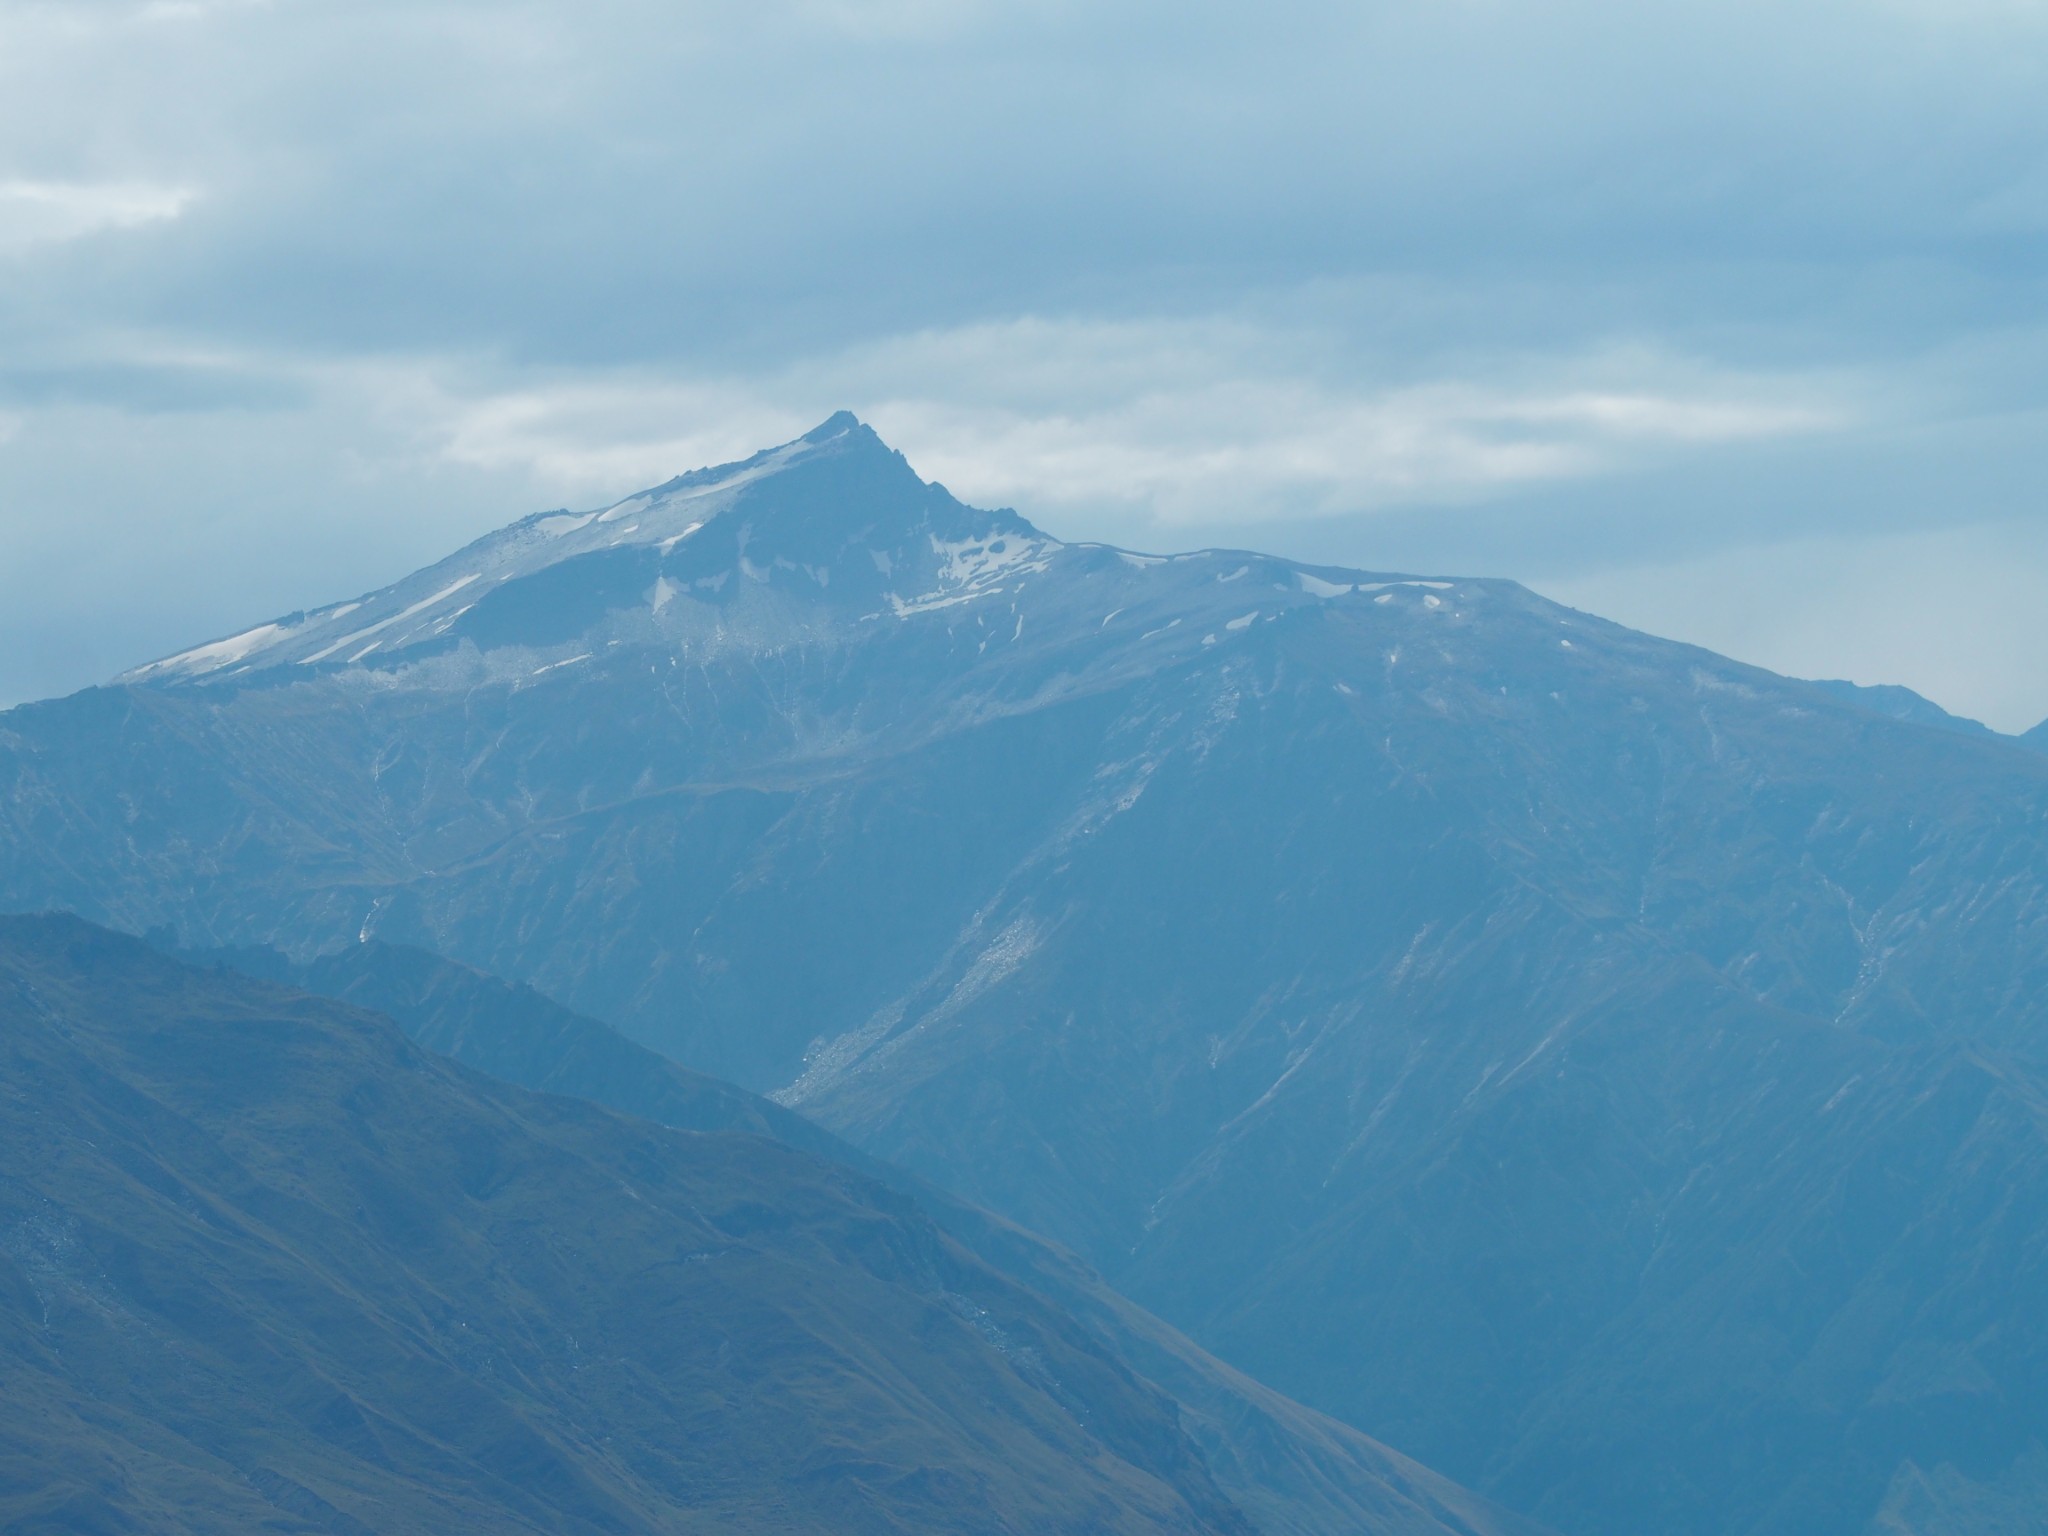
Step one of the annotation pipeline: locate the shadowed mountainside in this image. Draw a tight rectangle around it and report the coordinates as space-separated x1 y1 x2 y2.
1 915 1265 1536
173 933 1545 1536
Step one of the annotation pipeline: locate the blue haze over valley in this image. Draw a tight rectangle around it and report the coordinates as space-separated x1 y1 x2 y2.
4 6 2048 1536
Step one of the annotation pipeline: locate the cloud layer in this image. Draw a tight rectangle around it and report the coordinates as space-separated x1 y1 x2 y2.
1 0 2046 725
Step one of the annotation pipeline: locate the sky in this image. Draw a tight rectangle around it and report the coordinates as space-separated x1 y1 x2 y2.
2 0 2046 728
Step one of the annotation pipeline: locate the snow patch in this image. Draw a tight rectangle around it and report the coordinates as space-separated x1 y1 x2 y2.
1226 611 1258 631
889 530 1058 616
133 620 295 678
302 574 481 664
888 588 980 617
598 495 651 524
531 653 593 676
1297 572 1353 598
932 531 1056 589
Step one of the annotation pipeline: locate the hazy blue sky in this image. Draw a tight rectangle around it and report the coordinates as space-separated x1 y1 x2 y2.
4 0 2047 726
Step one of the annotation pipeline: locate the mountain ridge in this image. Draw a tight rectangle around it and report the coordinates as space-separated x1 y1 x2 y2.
9 419 2048 1536
160 929 1549 1536
118 414 1047 687
1803 678 1997 740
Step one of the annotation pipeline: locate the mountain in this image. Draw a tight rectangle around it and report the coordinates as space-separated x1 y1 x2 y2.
114 411 1049 692
173 936 833 1150
2024 718 2048 754
1804 679 1994 738
7 912 1425 1536
169 933 1545 1536
7 415 2048 1534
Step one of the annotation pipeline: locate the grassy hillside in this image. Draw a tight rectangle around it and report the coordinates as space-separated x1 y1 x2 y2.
0 915 1252 1536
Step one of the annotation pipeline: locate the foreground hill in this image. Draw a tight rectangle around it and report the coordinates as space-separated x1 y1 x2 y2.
0 914 1294 1536
175 933 1540 1536
6 416 2048 1533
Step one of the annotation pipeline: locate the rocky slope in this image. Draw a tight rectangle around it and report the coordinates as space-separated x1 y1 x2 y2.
6 416 2048 1534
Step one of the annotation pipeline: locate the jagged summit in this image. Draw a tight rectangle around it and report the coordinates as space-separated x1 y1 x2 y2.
116 413 1478 692
601 410 906 512
119 415 1064 686
803 407 865 442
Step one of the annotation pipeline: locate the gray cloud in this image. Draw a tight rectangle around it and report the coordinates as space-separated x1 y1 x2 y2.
2 0 2047 724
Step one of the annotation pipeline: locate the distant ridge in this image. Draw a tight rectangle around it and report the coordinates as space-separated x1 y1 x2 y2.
1805 676 1995 738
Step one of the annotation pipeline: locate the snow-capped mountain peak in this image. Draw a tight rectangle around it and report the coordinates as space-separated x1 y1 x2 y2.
120 414 1053 684
118 413 1482 695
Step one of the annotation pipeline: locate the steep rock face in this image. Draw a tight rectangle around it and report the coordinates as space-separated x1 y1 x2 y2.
6 418 2048 1534
0 915 1261 1536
